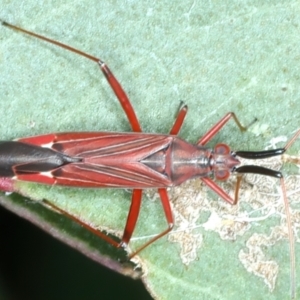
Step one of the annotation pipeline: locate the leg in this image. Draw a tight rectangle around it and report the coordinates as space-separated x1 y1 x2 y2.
42 199 120 248
43 188 174 259
197 112 251 146
108 186 174 258
169 103 188 135
282 128 300 298
0 177 15 193
98 62 141 132
120 189 143 246
201 176 243 205
44 190 145 254
127 188 174 259
2 21 142 132
284 128 300 151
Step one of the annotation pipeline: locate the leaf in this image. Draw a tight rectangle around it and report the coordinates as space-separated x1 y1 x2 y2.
1 1 300 299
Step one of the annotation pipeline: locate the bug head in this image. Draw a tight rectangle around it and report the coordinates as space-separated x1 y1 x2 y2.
211 143 241 181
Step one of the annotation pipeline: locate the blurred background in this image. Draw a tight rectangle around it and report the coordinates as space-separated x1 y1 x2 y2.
0 205 152 300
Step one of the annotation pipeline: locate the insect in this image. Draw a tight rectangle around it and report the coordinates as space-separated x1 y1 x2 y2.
1 21 299 297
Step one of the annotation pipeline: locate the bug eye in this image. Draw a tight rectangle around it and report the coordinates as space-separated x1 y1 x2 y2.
214 143 230 155
215 170 230 181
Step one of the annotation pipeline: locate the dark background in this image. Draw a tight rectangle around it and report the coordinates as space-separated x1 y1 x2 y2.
0 205 153 300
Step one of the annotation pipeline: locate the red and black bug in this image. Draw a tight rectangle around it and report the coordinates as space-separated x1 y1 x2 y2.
1 21 298 298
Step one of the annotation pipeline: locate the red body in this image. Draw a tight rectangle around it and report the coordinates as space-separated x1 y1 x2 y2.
14 132 238 188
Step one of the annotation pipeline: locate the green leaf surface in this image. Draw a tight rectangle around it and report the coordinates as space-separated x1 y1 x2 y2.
1 2 300 299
